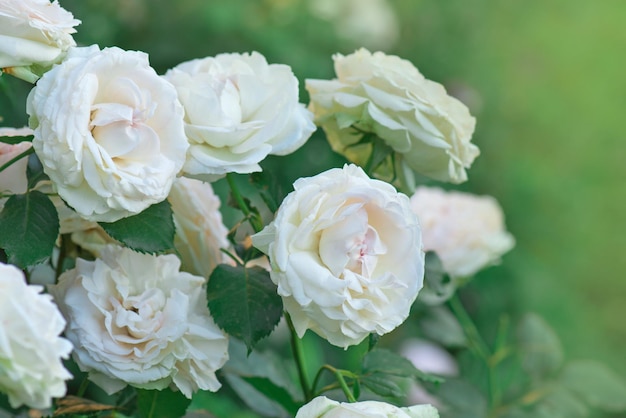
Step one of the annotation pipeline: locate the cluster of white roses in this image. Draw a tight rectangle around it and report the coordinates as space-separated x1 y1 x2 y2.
0 0 514 415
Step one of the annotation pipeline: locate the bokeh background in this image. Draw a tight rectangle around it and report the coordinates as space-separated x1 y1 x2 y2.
2 0 624 414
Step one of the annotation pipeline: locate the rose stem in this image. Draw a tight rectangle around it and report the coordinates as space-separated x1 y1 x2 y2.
286 313 313 401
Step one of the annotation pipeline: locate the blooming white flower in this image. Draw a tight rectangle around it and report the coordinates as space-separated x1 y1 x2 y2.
164 51 315 180
410 186 514 278
0 262 72 409
296 396 439 418
49 245 229 398
168 176 231 278
27 45 188 222
253 164 423 348
0 0 80 70
306 49 479 188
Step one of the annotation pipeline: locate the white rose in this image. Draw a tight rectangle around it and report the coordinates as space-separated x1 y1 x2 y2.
306 49 479 187
0 262 72 409
252 164 424 348
27 45 188 222
49 245 229 398
0 0 79 70
410 186 515 278
296 396 439 418
163 51 315 180
168 176 231 278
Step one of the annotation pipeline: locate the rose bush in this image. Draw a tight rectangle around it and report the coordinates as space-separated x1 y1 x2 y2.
253 164 424 348
306 48 479 188
295 396 439 418
49 245 229 398
0 262 72 409
410 186 515 278
164 51 315 180
0 0 79 71
168 176 231 278
27 45 188 222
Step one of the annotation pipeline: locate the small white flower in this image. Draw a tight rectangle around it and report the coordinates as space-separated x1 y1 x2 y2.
0 0 80 69
27 45 188 222
164 51 315 180
253 164 424 348
168 177 231 278
306 49 479 188
0 262 72 409
49 245 229 398
296 396 439 418
410 186 515 278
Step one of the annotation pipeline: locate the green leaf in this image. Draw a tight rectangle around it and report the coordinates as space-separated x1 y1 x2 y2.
26 154 48 189
365 135 394 173
418 305 467 348
361 373 404 398
363 349 443 384
532 386 588 418
0 135 32 145
241 377 300 415
430 378 487 418
516 313 564 379
136 388 191 418
249 171 284 214
418 251 457 305
225 339 300 400
207 264 283 352
0 191 58 267
561 359 626 412
224 374 289 417
99 200 175 254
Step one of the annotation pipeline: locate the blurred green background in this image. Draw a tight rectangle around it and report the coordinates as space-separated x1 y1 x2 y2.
2 0 625 412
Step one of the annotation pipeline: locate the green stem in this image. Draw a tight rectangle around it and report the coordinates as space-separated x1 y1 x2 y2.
0 147 34 173
226 173 264 233
448 294 500 411
76 377 89 397
312 365 358 402
286 314 312 401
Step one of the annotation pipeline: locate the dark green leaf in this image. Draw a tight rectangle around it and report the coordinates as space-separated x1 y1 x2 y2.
0 135 32 145
367 334 380 352
136 388 191 418
26 154 47 189
361 373 404 398
516 313 563 379
241 377 299 415
207 265 282 352
0 191 58 267
561 359 626 412
99 200 175 254
363 349 443 384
